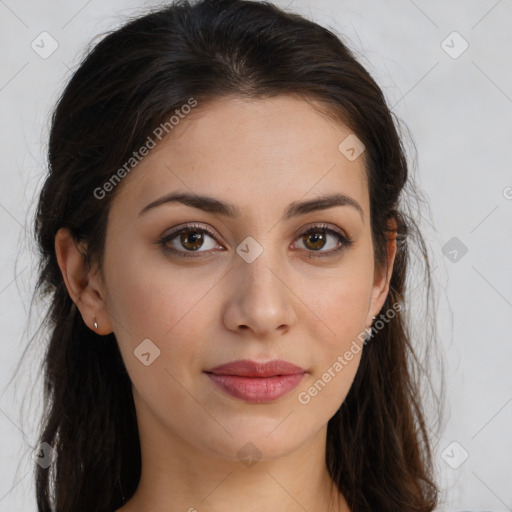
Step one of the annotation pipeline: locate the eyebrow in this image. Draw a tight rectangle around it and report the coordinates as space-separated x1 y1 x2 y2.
138 191 364 222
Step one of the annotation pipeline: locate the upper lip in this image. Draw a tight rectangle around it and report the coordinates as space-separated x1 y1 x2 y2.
205 359 306 377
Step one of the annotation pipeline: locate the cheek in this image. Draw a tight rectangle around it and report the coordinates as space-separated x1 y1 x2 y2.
105 249 227 400
310 283 366 376
106 244 221 341
292 262 372 413
299 264 373 347
106 261 214 428
296 279 367 417
295 350 361 431
319 282 369 330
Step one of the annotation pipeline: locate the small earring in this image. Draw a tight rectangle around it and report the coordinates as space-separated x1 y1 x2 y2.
364 317 376 341
93 319 98 330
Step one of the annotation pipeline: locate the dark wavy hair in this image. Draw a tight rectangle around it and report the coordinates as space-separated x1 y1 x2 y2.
16 0 443 510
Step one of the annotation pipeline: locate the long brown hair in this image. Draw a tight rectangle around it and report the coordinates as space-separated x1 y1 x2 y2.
19 0 443 510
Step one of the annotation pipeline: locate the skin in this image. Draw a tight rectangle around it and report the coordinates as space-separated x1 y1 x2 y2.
55 95 396 512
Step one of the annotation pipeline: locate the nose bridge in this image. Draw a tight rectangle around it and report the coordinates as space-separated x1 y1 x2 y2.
239 244 281 297
223 238 297 336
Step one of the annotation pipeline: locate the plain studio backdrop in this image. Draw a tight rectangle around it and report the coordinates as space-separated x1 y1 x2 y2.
0 1 511 511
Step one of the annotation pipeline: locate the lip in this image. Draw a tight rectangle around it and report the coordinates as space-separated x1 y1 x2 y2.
206 359 306 377
204 359 307 403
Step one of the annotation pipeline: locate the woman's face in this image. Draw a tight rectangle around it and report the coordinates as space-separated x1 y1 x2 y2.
97 95 394 461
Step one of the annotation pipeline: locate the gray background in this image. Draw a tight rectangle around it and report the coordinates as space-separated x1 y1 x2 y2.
1 0 511 510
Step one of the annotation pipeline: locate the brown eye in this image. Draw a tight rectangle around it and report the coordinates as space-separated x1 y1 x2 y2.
159 224 221 257
179 230 206 251
294 225 354 257
302 231 328 251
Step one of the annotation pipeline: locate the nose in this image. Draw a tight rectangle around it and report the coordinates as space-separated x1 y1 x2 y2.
221 247 298 339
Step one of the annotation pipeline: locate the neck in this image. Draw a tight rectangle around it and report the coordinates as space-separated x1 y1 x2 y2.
116 393 349 512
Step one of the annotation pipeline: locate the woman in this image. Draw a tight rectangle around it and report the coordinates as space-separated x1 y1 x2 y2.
31 0 441 510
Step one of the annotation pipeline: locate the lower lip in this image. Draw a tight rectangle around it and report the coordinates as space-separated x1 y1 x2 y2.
205 373 305 403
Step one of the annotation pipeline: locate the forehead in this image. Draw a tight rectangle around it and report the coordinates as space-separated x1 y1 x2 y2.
110 95 369 223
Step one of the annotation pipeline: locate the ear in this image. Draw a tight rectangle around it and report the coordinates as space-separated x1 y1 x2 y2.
367 217 398 325
54 227 113 335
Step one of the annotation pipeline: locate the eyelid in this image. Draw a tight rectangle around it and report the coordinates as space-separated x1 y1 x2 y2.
291 222 350 243
157 222 224 256
157 221 354 258
292 223 354 257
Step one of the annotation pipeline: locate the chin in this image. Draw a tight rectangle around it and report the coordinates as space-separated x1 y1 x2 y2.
195 420 314 462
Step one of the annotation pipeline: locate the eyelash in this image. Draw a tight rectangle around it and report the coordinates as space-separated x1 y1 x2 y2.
157 222 354 259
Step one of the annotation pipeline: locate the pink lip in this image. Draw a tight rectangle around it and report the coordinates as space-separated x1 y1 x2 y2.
204 359 307 403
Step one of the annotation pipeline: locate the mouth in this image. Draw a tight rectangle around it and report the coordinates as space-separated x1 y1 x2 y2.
204 359 307 403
